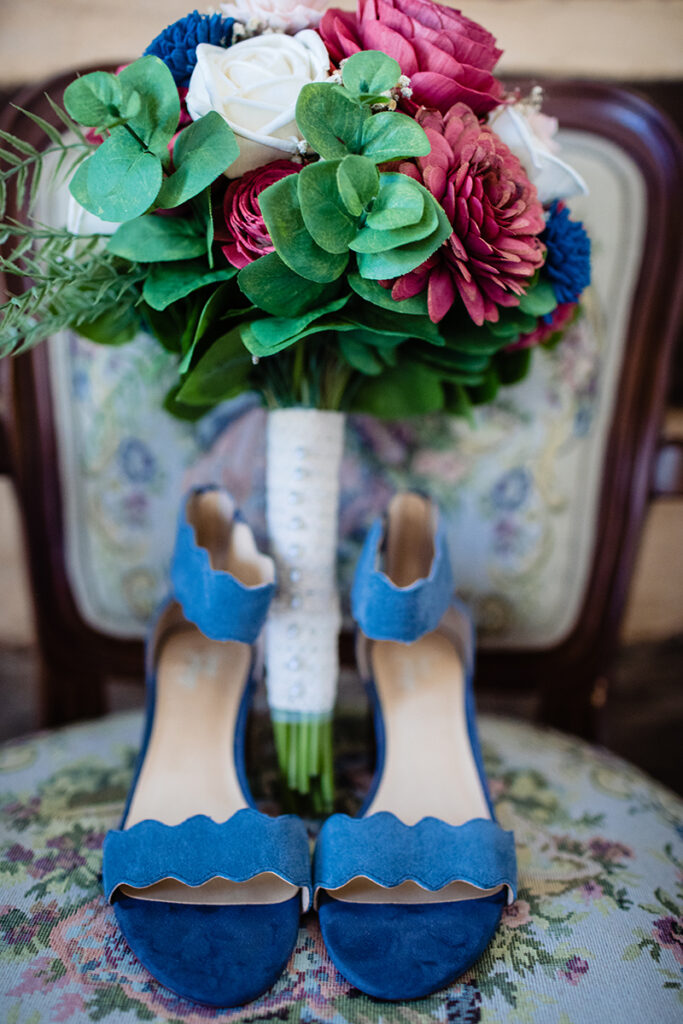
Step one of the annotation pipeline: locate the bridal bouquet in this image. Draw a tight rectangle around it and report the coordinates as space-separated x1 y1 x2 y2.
0 0 591 808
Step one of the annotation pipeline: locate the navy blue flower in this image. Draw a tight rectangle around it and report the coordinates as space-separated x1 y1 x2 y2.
144 10 234 87
542 200 591 305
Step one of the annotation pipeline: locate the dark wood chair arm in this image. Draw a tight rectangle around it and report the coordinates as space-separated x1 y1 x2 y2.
652 436 683 497
0 356 10 475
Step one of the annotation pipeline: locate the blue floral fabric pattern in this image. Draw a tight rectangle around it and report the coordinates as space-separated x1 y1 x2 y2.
1 712 681 1022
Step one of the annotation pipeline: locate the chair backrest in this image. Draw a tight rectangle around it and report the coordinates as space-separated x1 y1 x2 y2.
1 77 681 735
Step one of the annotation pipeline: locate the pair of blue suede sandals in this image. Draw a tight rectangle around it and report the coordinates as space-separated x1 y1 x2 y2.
103 486 517 1006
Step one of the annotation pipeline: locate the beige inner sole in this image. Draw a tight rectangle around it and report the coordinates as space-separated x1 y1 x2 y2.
327 494 503 907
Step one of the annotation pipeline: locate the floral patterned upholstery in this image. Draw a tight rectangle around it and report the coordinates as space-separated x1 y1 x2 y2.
1 711 681 1022
42 128 646 647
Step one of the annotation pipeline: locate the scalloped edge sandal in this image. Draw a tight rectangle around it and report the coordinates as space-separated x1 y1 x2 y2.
103 487 312 1007
313 492 517 1001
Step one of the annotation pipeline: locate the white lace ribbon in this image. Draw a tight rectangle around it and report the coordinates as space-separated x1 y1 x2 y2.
265 408 345 716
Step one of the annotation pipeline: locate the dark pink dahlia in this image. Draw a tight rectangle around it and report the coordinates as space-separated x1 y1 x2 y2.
390 103 546 325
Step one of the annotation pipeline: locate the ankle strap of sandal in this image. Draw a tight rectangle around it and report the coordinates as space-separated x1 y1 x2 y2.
351 505 454 644
171 487 275 645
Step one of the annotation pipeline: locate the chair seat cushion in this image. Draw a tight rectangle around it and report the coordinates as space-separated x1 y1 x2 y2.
1 711 681 1021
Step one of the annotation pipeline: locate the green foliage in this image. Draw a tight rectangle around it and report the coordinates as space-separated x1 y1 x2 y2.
176 325 253 406
0 222 144 354
353 362 445 416
518 278 557 317
297 160 363 254
107 214 208 262
70 126 163 222
259 79 448 293
348 273 429 316
336 155 380 218
0 100 94 218
295 86 368 161
359 111 431 164
116 58 181 158
259 174 349 283
142 259 237 311
341 51 402 100
241 296 351 357
237 252 342 317
64 72 142 131
156 113 240 209
66 58 237 221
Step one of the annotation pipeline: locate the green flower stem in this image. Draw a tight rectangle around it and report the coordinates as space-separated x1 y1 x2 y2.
273 717 334 815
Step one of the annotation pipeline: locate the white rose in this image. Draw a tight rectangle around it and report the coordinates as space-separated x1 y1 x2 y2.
186 31 330 177
488 102 588 205
221 0 328 33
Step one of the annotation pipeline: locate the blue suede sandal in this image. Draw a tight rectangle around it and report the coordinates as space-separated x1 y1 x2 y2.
103 487 312 1007
314 492 517 1001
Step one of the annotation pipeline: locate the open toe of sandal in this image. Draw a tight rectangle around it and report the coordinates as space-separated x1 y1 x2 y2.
106 812 309 1007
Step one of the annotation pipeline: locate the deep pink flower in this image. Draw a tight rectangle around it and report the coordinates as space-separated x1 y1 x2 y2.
320 0 504 116
560 955 589 985
216 160 301 269
653 917 683 965
506 302 577 351
389 103 545 325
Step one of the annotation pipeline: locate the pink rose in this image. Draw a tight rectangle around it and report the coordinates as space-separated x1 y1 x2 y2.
320 0 504 116
216 159 301 268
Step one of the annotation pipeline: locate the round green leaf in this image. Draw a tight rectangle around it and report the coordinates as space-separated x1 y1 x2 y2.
69 127 162 222
336 155 380 217
341 51 401 97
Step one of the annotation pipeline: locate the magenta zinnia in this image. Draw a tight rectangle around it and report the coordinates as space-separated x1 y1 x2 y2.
391 103 546 325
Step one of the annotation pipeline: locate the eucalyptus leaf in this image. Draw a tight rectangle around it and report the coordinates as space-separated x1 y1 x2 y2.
243 295 350 356
237 251 343 317
348 273 429 316
360 111 431 163
64 72 140 128
297 160 358 254
496 347 533 385
356 198 451 278
518 278 558 317
353 304 444 345
339 334 384 375
365 173 424 230
117 56 180 156
259 174 348 283
164 382 213 421
468 364 500 405
353 362 444 417
176 325 252 406
341 51 401 97
108 214 207 261
143 259 237 310
336 155 380 217
295 84 369 160
76 302 140 345
69 127 162 222
351 193 437 253
156 113 239 208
